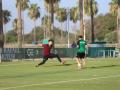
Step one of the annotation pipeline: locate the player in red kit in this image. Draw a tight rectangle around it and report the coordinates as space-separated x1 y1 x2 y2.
36 39 65 67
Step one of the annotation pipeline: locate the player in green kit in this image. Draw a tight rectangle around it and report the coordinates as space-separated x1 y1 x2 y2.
76 35 87 70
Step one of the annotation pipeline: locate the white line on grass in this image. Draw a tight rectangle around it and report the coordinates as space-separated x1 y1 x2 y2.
0 74 120 90
0 63 34 67
0 61 60 67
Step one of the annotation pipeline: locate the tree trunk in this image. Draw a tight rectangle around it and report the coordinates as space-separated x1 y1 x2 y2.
60 22 63 40
0 0 4 62
90 0 95 43
44 24 46 39
117 0 120 47
17 2 22 48
22 12 25 46
50 0 54 38
79 0 84 36
48 4 51 38
3 24 7 45
0 0 4 48
33 20 36 43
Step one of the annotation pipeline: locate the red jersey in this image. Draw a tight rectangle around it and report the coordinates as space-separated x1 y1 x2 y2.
42 44 52 56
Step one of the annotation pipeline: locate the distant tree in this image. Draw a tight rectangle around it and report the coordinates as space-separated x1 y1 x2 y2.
6 30 17 43
109 0 120 47
41 15 51 38
0 0 4 48
56 8 67 39
84 0 98 43
16 0 23 48
44 0 60 38
70 7 79 40
28 3 40 43
16 0 29 44
78 0 84 36
3 10 11 44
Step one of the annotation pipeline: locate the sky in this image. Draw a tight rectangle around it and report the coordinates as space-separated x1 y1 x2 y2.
2 0 111 34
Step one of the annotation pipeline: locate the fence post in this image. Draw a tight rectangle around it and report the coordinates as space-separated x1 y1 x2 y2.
0 48 2 63
103 50 106 58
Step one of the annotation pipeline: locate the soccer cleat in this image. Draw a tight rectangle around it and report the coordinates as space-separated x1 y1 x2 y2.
61 60 66 65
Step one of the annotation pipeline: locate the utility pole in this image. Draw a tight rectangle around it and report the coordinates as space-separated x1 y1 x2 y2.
79 0 84 36
67 8 70 48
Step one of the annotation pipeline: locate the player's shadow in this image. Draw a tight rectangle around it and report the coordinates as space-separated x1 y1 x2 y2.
58 64 73 66
86 64 120 69
2 69 72 79
49 63 74 67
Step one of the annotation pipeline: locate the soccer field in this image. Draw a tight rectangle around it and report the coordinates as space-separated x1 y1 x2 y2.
0 58 120 90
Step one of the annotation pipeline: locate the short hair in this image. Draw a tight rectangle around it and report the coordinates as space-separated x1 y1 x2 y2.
78 35 83 39
49 39 54 42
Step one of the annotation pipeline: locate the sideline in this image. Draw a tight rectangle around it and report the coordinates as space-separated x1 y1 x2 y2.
0 74 120 90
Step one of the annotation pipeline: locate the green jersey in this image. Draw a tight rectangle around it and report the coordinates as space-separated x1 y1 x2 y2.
77 40 87 53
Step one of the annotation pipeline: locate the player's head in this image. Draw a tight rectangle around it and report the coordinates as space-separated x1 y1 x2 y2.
78 35 83 40
48 39 54 46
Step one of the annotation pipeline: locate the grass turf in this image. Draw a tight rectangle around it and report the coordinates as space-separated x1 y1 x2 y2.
0 58 120 90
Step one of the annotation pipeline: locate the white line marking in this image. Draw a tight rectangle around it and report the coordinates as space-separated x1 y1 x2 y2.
0 75 120 90
0 61 65 67
0 63 33 67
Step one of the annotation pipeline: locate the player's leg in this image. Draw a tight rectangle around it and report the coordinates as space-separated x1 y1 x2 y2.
76 52 82 70
82 59 86 66
80 53 86 68
80 59 85 69
50 53 65 64
76 57 81 70
36 56 48 67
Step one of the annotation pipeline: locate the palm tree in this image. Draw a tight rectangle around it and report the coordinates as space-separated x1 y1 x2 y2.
28 4 40 43
84 0 98 43
16 0 29 11
56 8 67 39
84 0 98 15
0 0 4 48
70 7 79 40
70 7 79 23
3 10 11 44
13 18 19 38
44 0 60 38
42 15 51 38
109 0 118 16
16 0 23 48
13 18 20 44
16 0 29 44
13 18 18 33
78 0 84 36
90 0 98 43
118 0 120 47
109 0 120 47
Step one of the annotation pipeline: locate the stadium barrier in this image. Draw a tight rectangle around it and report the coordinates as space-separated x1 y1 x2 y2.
0 47 118 62
88 47 116 58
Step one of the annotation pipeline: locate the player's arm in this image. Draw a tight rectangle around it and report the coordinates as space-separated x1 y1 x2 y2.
77 40 80 48
37 44 43 47
85 41 90 49
86 43 91 48
85 41 87 48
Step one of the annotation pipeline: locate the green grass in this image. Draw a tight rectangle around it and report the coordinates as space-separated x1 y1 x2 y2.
0 58 120 90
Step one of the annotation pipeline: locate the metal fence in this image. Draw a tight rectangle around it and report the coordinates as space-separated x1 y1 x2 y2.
0 47 119 62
